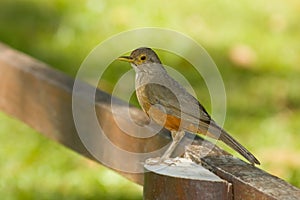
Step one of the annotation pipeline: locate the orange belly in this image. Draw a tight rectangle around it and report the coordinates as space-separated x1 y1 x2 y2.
136 86 199 132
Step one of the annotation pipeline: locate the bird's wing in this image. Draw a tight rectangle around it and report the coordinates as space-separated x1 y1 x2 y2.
140 83 212 128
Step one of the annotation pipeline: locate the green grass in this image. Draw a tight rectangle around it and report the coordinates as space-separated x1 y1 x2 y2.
0 0 300 198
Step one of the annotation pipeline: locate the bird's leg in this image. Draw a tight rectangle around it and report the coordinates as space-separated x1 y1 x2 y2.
145 130 185 165
160 130 185 162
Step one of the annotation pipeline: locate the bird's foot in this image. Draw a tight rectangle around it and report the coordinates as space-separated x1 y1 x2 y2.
144 157 161 165
145 157 182 166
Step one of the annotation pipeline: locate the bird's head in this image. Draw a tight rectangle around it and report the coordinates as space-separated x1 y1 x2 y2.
117 47 162 67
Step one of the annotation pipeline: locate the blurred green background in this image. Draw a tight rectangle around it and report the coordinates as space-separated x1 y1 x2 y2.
1 0 300 199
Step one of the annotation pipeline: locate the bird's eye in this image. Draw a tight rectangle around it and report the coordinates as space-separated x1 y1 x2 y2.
140 55 146 60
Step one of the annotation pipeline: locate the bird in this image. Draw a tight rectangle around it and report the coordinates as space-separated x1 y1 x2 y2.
117 47 260 165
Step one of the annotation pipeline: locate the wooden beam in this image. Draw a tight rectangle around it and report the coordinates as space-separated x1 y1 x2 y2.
0 42 299 199
185 145 300 200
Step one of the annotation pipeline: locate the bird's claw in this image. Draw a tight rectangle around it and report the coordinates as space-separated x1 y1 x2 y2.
145 157 182 166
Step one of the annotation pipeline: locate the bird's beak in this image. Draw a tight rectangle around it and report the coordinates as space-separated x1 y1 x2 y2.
117 56 134 63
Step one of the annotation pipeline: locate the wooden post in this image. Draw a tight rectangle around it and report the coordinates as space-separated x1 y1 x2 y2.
144 158 232 200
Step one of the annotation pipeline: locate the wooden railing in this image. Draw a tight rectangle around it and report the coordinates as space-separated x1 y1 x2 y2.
0 43 299 200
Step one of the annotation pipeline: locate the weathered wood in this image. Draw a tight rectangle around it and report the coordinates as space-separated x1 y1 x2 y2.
144 158 232 200
0 42 300 199
203 156 299 200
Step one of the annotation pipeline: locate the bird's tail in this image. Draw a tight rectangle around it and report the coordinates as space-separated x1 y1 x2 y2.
206 121 260 165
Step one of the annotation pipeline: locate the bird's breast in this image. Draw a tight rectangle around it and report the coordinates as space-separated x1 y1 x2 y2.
135 85 151 112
